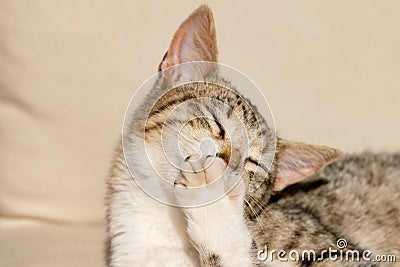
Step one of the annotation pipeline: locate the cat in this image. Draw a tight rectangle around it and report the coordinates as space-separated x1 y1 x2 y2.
106 5 400 267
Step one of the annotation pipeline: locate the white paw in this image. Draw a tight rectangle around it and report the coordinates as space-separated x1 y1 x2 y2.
174 154 245 207
173 156 251 267
175 155 226 187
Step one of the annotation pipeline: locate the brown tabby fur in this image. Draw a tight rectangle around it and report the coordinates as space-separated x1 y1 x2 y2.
106 5 400 267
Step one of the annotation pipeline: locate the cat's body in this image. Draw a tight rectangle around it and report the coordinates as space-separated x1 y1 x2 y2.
106 6 399 267
251 152 400 266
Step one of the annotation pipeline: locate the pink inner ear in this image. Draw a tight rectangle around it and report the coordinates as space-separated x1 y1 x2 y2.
160 5 217 71
272 140 341 192
274 166 321 191
169 23 197 65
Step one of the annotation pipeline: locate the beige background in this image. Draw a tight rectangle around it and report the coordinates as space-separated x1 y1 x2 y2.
0 1 399 266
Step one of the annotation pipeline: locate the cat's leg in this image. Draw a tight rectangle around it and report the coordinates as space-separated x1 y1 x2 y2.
174 155 255 267
107 170 199 267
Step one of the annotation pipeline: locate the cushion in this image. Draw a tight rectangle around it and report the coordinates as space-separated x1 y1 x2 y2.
0 0 399 224
0 218 105 267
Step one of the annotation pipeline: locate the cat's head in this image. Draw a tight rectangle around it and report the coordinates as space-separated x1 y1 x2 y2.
134 5 341 207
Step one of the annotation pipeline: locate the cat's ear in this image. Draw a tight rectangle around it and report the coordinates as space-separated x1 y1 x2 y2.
158 5 217 83
273 139 342 191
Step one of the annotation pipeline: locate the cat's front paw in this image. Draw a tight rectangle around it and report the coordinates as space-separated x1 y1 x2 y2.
174 154 245 207
175 154 226 187
173 155 252 267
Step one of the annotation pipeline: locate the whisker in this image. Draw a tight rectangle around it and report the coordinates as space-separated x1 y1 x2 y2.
245 199 265 233
247 194 272 220
247 194 266 212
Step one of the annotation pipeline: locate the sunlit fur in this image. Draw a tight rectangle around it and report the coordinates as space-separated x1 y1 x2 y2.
106 68 276 266
106 5 400 267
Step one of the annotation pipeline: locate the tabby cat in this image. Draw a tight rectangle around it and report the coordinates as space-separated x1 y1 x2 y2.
106 5 400 267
